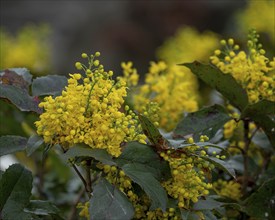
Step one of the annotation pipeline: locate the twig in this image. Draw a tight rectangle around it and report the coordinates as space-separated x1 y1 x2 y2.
60 145 90 194
86 159 92 197
68 187 86 220
242 119 250 194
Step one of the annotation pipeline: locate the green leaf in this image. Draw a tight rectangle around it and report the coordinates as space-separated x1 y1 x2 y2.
26 134 44 156
122 163 168 211
0 164 33 220
180 210 201 220
32 75 68 97
62 144 116 166
115 142 170 181
193 197 223 210
242 177 275 218
241 100 275 147
201 210 218 220
0 135 28 156
252 115 275 147
174 104 231 141
0 84 42 114
138 114 171 150
252 132 274 152
242 99 275 117
201 156 236 178
89 178 134 220
24 200 60 216
183 62 249 111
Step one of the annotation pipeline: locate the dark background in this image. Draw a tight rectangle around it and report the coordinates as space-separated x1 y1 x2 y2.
1 0 246 75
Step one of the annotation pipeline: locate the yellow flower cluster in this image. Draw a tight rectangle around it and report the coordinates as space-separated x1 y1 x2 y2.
213 179 242 201
0 24 51 74
160 141 213 210
121 61 139 87
131 27 219 131
210 31 275 103
133 62 198 131
157 26 219 65
35 53 146 157
77 202 90 219
237 0 275 43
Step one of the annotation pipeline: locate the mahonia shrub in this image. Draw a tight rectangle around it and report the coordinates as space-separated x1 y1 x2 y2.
0 29 274 220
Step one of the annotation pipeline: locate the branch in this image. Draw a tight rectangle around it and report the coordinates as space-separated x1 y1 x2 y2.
242 119 250 194
68 187 86 220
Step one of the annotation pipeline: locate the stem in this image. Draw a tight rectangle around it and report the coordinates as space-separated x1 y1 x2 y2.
86 159 92 197
71 161 89 192
242 119 250 194
60 145 89 194
68 187 86 220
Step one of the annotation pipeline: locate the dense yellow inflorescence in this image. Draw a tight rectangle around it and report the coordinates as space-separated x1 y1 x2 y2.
157 26 219 65
0 25 51 74
129 27 219 131
160 137 213 209
213 179 242 201
132 62 198 131
35 53 146 157
210 30 275 103
237 0 275 43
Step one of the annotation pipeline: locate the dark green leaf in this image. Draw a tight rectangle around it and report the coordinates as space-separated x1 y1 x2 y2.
32 75 68 97
174 104 231 141
242 99 275 117
252 132 273 152
202 210 218 220
242 177 275 218
0 164 32 220
228 155 258 174
89 178 134 220
62 144 116 166
0 135 28 156
138 114 171 150
115 142 170 181
183 62 249 111
122 163 167 211
241 100 275 147
251 114 275 147
0 84 42 114
180 210 201 220
193 197 223 210
201 156 236 178
26 134 44 156
24 200 60 216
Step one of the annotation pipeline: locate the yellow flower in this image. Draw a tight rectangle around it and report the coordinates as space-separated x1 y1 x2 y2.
237 0 275 43
210 31 275 103
35 52 145 157
213 179 242 201
0 24 51 75
134 62 198 131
